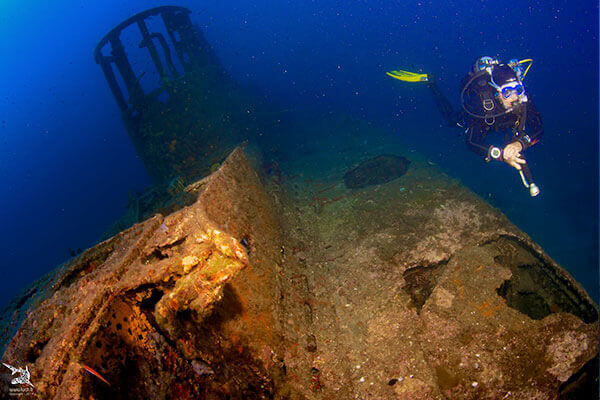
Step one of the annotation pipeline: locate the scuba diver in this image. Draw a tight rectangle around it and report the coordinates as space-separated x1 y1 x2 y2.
387 56 542 197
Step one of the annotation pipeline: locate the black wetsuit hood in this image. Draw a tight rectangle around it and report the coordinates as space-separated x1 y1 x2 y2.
460 70 512 120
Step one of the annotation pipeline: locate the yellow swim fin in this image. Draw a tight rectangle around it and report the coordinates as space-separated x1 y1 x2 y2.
386 69 429 83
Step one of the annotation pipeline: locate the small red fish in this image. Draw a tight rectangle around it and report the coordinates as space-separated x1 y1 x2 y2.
81 364 111 386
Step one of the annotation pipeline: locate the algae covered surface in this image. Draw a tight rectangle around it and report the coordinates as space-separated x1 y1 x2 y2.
0 2 597 399
270 119 598 399
1 132 597 399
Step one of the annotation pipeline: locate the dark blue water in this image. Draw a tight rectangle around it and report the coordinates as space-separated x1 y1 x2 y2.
0 0 597 306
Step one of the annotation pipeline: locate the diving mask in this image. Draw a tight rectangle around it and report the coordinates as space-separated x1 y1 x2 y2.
498 83 525 99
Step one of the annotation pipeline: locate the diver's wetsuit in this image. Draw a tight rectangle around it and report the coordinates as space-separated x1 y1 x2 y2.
427 72 544 160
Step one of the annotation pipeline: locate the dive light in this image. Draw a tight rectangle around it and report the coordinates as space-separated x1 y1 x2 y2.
518 164 540 197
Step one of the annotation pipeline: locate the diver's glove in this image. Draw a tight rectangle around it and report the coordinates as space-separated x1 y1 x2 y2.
501 141 526 170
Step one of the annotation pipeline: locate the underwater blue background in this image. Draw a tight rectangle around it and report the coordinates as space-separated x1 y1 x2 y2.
0 0 597 306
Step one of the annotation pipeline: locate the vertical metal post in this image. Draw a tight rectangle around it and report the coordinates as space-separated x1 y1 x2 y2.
98 58 128 112
162 8 206 70
137 19 168 80
109 35 143 101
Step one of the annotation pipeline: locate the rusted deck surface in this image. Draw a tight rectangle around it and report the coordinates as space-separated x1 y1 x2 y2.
276 158 598 399
1 146 597 399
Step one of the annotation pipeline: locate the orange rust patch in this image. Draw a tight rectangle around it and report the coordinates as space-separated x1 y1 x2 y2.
258 313 270 328
452 272 465 298
476 300 502 318
179 337 195 358
230 333 240 344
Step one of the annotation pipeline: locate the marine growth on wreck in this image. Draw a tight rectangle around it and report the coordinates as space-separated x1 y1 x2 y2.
0 5 597 400
1 146 597 399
